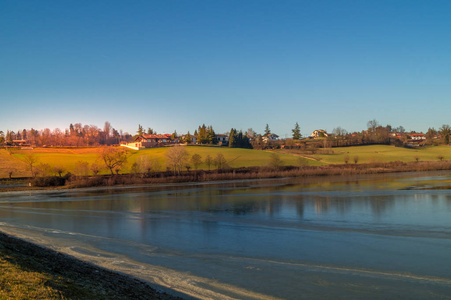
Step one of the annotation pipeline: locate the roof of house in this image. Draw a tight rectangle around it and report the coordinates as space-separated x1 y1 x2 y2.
141 134 172 139
134 134 173 142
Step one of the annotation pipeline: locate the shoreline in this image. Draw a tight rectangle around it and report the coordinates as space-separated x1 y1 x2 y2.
0 231 183 299
2 160 451 193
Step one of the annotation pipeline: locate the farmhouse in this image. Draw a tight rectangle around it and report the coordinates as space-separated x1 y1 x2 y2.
410 133 426 141
121 134 179 150
180 134 198 144
216 134 229 145
11 139 28 146
263 134 279 143
311 130 329 138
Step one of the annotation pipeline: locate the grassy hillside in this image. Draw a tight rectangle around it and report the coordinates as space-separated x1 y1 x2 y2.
3 145 451 179
1 146 318 179
311 145 451 164
128 146 318 171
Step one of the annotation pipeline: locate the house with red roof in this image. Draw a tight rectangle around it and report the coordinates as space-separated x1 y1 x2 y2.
121 134 179 150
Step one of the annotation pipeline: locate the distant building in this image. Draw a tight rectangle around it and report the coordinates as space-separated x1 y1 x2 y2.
310 130 329 138
11 139 29 146
121 134 178 150
263 134 279 143
180 134 197 145
409 133 426 141
216 134 229 145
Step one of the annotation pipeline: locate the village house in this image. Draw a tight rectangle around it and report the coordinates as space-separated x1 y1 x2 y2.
263 133 279 143
216 134 229 145
180 134 198 144
121 134 178 150
11 139 28 146
310 129 329 138
409 133 426 141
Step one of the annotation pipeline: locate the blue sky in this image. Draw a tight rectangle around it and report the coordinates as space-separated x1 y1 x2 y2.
1 0 451 137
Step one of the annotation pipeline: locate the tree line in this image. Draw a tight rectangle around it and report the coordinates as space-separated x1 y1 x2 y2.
3 118 451 150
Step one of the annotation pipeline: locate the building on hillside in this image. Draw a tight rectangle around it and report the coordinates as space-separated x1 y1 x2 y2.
216 134 229 145
409 133 426 141
11 139 29 146
310 130 329 138
121 134 178 150
263 133 279 143
180 134 198 144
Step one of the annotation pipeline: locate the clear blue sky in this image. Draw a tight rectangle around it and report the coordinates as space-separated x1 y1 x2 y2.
2 0 451 137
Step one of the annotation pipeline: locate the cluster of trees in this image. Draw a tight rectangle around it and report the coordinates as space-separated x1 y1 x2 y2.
7 117 451 151
195 124 217 144
0 122 132 147
228 129 252 149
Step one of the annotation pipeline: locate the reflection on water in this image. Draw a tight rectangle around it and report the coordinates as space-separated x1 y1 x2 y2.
2 172 451 298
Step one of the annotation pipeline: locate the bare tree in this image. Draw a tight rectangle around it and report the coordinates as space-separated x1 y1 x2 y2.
268 153 283 170
333 126 347 137
90 163 102 175
53 165 66 177
23 153 38 177
344 155 350 164
165 146 189 175
367 119 379 133
99 147 128 175
214 153 228 170
204 155 213 170
74 161 90 176
190 154 202 170
149 158 162 172
353 155 359 164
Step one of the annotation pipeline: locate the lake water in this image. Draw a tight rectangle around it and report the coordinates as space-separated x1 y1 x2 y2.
2 172 451 299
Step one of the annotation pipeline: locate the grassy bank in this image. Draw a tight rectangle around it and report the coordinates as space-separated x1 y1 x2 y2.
0 232 179 299
4 145 451 180
1 146 319 179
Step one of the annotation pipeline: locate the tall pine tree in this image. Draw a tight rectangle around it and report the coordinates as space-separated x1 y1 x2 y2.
264 124 271 136
292 122 301 140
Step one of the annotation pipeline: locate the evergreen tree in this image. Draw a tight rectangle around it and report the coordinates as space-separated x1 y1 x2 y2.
69 124 75 136
264 124 271 136
198 124 207 144
228 128 237 148
292 122 301 140
6 130 13 144
171 130 178 139
229 128 252 149
185 131 192 144
207 125 217 144
137 124 144 135
147 128 154 135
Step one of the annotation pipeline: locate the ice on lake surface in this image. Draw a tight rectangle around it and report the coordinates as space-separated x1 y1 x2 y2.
2 172 451 299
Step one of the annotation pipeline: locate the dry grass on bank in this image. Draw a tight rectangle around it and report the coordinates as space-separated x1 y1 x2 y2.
0 232 179 300
61 160 451 189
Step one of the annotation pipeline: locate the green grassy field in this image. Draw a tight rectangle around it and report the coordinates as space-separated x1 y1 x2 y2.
127 146 317 171
0 146 317 178
2 145 451 179
311 145 451 164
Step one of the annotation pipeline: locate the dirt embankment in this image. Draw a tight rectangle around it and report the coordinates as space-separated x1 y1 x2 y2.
0 232 182 299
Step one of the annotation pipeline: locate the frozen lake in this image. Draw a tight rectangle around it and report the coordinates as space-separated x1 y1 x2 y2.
2 172 451 299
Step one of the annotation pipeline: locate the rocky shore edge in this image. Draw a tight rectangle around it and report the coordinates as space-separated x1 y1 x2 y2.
0 231 182 299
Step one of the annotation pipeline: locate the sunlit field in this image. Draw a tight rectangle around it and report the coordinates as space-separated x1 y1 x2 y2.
311 145 451 164
2 145 451 179
1 146 317 179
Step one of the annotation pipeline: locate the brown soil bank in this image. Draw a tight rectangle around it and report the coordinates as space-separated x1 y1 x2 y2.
0 232 182 299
